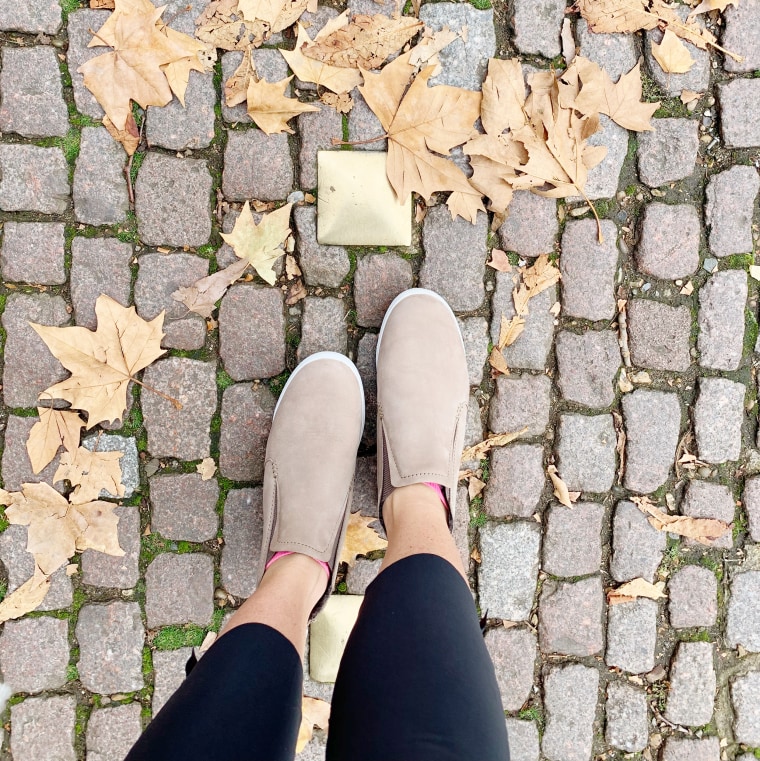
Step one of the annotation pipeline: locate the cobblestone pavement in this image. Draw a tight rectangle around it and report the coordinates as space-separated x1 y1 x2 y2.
0 1 759 760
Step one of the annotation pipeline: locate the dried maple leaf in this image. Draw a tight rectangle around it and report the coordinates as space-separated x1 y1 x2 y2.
31 295 168 429
547 464 578 508
0 569 51 624
320 91 354 113
498 314 525 349
461 428 529 461
297 697 331 753
488 346 510 376
487 249 512 272
608 577 667 605
239 0 287 25
285 278 307 305
103 113 140 156
197 457 217 480
156 20 215 107
339 512 387 566
246 76 319 134
651 28 696 74
300 12 423 70
91 0 116 7
173 258 250 318
225 47 256 107
26 407 85 475
54 446 125 504
632 496 732 545
195 0 269 50
689 0 736 15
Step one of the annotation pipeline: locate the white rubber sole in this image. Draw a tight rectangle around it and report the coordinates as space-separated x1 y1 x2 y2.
376 288 465 363
273 351 366 431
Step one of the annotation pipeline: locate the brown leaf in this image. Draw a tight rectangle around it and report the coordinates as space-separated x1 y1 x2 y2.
632 496 732 545
173 258 250 318
246 76 320 134
407 25 460 68
461 428 529 461
0 569 51 623
195 0 269 50
91 0 116 8
498 314 525 349
689 0 737 15
320 91 354 113
547 464 576 508
285 254 302 278
651 29 696 74
238 0 287 25
225 46 256 107
487 249 512 272
54 446 125 504
103 113 140 156
338 512 387 566
467 476 486 500
488 346 510 376
297 697 331 753
680 89 701 105
608 577 667 605
285 278 307 305
197 457 217 480
470 546 481 563
26 408 85 475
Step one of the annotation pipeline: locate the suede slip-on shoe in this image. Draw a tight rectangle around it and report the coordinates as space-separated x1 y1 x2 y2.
376 289 469 529
257 352 365 618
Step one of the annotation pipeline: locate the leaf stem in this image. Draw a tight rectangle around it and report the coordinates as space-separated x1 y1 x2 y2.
330 134 388 147
130 377 183 410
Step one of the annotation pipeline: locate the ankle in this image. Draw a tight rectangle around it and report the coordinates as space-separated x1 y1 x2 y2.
260 553 328 609
383 483 449 534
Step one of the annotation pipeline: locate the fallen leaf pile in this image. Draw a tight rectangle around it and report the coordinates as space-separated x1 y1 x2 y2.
632 496 732 546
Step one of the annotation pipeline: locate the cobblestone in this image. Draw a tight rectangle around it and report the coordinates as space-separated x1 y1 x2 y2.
505 719 539 761
542 663 598 761
0 145 69 214
222 50 289 124
605 681 648 752
219 285 286 380
457 317 488 386
356 333 378 449
484 444 544 518
142 358 217 460
73 127 130 227
538 576 604 657
636 203 700 280
354 253 413 328
299 104 343 188
698 269 747 371
559 219 618 321
135 153 212 247
1 221 65 285
352 456 378 518
744 476 760 541
0 616 68 693
543 502 604 577
297 297 347 360
511 0 564 58
11 696 75 761
478 521 540 621
498 191 557 257
556 330 620 408
221 488 263 599
145 553 214 627
0 0 61 33
81 505 140 589
666 642 716 726
67 10 109 119
723 0 760 72
669 565 718 628
580 115 628 200
345 557 382 595
489 374 551 438
705 166 759 257
81 434 138 498
694 377 745 464
718 79 760 148
0 46 67 138
662 737 720 761
152 648 192 715
484 626 536 712
223 130 294 201
294 206 350 288
76 602 144 694
731 671 760 746
681 480 735 550
605 598 657 674
637 119 699 187
86 704 142 761
556 413 616 493
219 383 275 482
576 19 637 82
727 571 760 652
627 300 692 372
146 72 217 150
420 205 487 311
610 500 667 583
150 474 219 542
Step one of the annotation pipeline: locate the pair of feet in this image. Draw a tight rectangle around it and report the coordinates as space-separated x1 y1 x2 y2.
257 289 470 616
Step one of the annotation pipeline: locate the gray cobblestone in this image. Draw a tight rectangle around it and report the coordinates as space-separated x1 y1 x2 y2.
727 571 760 652
538 576 604 657
662 737 720 761
498 191 557 257
74 127 130 227
484 444 545 518
347 90 386 150
220 383 275 482
352 456 378 519
11 696 75 761
136 153 212 247
1 222 65 285
458 317 488 386
0 0 61 33
223 130 294 201
299 104 342 188
698 269 747 371
297 297 347 360
705 166 759 257
152 648 192 715
695 376 745 464
669 565 718 628
724 0 760 72
220 285 286 380
81 505 140 589
628 300 692 372
605 681 648 752
67 10 109 119
559 219 618 321
0 616 68 693
354 253 413 328
666 642 716 726
719 79 760 148
576 19 636 82
135 252 208 350
731 670 760 746
543 502 604 577
542 663 598 761
556 413 616 493
489 374 551 438
221 487 263 599
142 358 217 460
556 330 620 408
682 480 734 550
637 119 699 187
222 50 289 124
420 205 487 311
478 521 540 621
579 115 628 200
0 145 69 214
2 415 59 491
611 500 666 583
151 474 219 542
505 719 539 761
86 704 142 761
0 46 67 138
485 626 536 712
356 333 378 449
346 557 381 595
2 293 68 408
511 0 564 57
146 553 214 627
636 203 700 279
744 475 760 541
76 602 144 694
605 598 657 674
294 206 350 288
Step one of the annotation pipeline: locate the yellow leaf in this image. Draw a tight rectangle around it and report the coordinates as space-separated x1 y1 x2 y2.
461 428 528 461
296 697 331 753
339 512 387 567
197 457 217 480
246 76 320 134
608 577 667 605
54 446 125 504
0 569 51 623
26 407 85 475
651 29 696 74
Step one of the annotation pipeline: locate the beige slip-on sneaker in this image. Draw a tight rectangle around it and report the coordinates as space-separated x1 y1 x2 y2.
257 352 365 617
376 289 469 529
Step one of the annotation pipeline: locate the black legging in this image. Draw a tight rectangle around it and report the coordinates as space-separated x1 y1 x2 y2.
126 554 511 761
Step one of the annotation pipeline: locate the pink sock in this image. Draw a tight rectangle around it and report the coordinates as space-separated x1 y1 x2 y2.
265 551 331 579
423 482 449 514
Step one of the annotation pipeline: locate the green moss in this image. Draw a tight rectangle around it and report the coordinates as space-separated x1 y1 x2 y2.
469 495 486 528
518 706 545 734
592 199 614 218
341 114 350 149
70 112 101 130
469 0 492 8
141 532 173 562
75 703 90 738
130 150 146 186
479 457 490 482
153 624 207 650
745 308 759 356
269 371 291 398
0 580 7 602
734 507 749 541
625 184 637 196
653 97 689 119
66 663 79 682
698 554 723 580
641 72 663 103
336 581 347 593
679 629 712 643
60 0 83 20
722 253 754 269
196 244 217 258
142 646 153 676
210 412 222 434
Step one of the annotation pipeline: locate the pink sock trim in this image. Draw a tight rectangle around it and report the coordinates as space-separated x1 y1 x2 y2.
265 551 331 579
423 481 449 513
